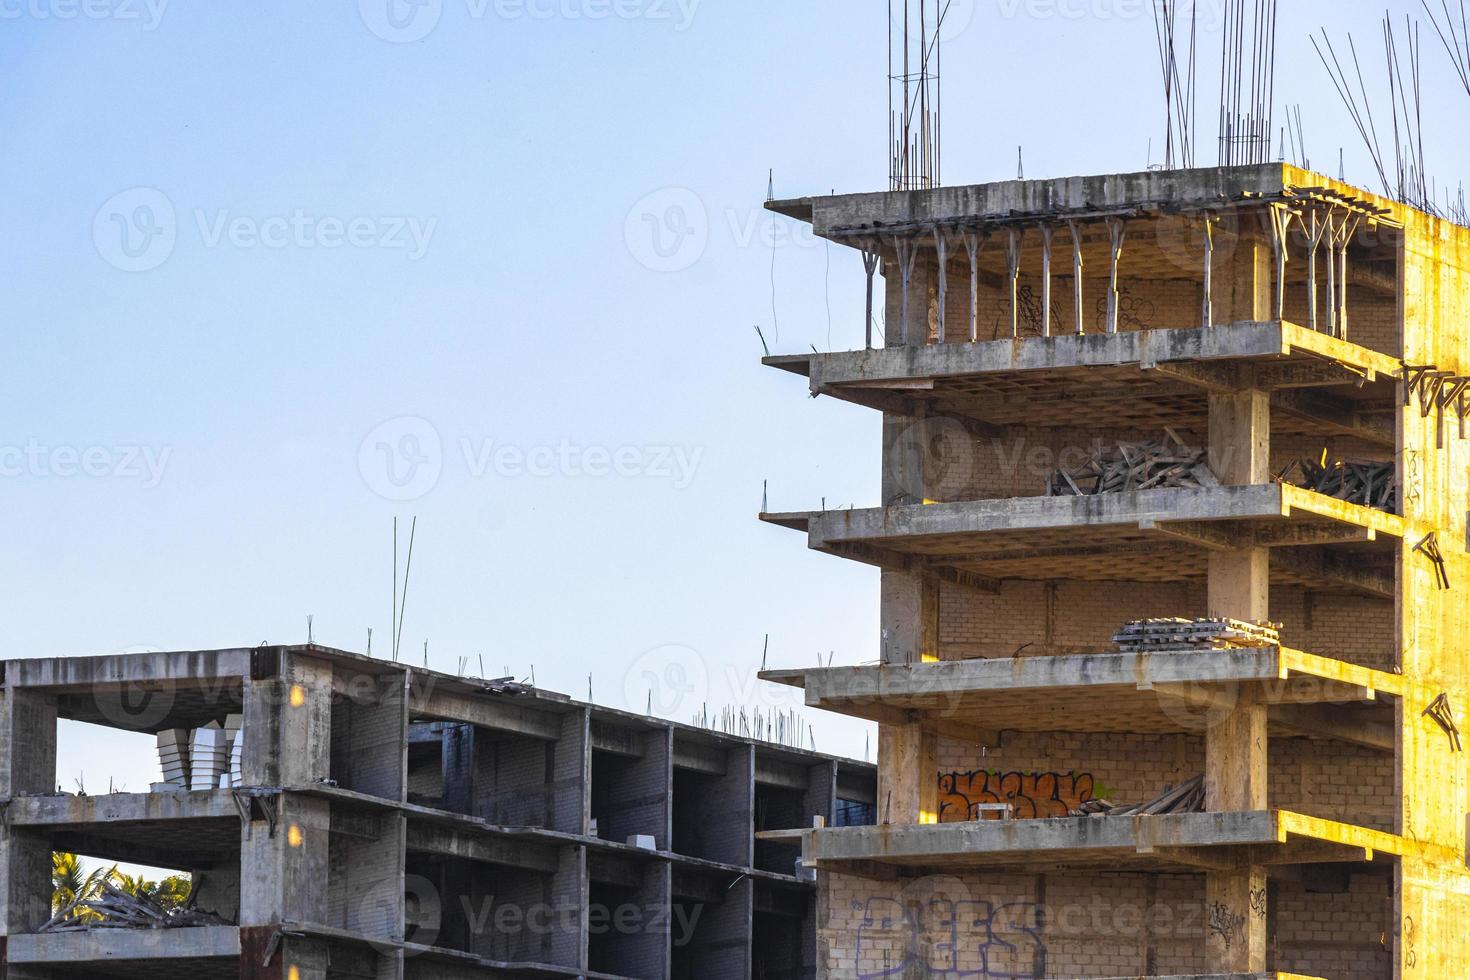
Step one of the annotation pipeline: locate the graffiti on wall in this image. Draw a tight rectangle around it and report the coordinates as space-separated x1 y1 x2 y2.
938 771 1096 822
853 896 1045 979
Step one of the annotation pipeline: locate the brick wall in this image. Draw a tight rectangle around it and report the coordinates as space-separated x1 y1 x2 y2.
820 867 1392 979
937 732 1394 831
936 579 1395 671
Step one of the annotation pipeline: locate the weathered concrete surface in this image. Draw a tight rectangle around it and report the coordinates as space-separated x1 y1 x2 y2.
6 925 241 962
804 485 1406 548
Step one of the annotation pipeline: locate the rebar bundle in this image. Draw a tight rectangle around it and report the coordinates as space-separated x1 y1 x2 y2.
1314 14 1453 220
1153 0 1200 169
889 0 949 191
1217 0 1279 166
1423 0 1470 99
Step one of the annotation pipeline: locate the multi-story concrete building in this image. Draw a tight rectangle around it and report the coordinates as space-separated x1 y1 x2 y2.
0 645 875 979
757 164 1470 978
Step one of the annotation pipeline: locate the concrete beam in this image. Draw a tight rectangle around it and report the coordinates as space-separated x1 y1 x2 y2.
1 649 253 690
802 809 1413 866
811 486 1269 544
6 926 242 963
410 687 563 742
405 819 560 874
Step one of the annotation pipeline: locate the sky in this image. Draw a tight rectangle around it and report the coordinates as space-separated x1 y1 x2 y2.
1 0 1468 812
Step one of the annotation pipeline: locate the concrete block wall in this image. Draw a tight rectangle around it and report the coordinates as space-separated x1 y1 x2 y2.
935 578 1396 671
596 727 673 850
589 860 669 978
675 876 752 980
819 867 1392 979
329 669 407 802
935 732 1394 832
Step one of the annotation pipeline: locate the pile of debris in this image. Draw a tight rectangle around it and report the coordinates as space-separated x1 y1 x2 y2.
1280 457 1398 512
1114 618 1281 653
40 882 229 933
1074 775 1206 817
1047 431 1220 496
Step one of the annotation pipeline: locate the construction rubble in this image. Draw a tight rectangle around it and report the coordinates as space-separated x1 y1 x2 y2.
1113 618 1282 652
1047 430 1220 496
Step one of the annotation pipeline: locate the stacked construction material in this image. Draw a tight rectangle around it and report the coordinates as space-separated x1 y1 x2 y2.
39 881 229 933
1047 431 1220 496
1113 617 1281 653
190 724 228 791
156 730 192 789
1281 457 1398 512
220 714 244 788
1075 775 1205 817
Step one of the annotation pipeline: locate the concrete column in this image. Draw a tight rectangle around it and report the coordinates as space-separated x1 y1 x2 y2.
0 827 53 940
239 795 332 930
880 569 940 666
242 655 332 789
877 720 938 825
881 394 948 664
551 709 590 835
1223 222 1273 323
0 689 57 797
1207 387 1271 623
1204 866 1268 972
1203 381 1271 973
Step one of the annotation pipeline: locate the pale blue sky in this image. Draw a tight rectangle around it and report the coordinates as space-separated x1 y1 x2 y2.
1 0 1466 800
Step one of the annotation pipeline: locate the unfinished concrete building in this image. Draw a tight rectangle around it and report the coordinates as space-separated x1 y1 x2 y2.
757 164 1470 978
0 645 875 979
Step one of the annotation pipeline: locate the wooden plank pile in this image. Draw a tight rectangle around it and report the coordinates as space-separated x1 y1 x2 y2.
1113 617 1281 653
1047 430 1220 496
40 882 228 933
1075 775 1205 817
1281 457 1397 512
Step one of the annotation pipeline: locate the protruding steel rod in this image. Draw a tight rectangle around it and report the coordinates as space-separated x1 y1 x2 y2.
862 245 881 350
1106 219 1127 334
1202 214 1215 328
932 227 948 344
1068 220 1085 335
1040 224 1054 337
1006 227 1023 339
964 232 985 344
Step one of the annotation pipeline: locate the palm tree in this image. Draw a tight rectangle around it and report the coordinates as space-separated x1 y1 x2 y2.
50 853 111 920
109 870 194 912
